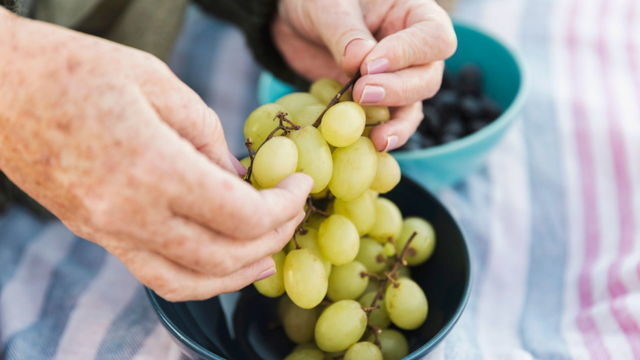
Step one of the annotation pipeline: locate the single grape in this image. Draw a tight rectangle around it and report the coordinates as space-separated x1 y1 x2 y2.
363 106 391 124
396 217 436 266
276 92 323 124
284 348 325 360
333 190 376 235
368 329 408 360
358 291 391 329
287 228 332 278
253 251 285 297
282 302 319 344
344 342 383 360
320 102 366 147
327 261 369 301
315 300 367 352
295 104 326 128
318 215 360 266
252 136 298 188
355 237 387 273
368 198 403 243
385 278 428 330
383 242 396 257
303 214 326 231
329 137 378 200
310 78 352 104
243 103 287 151
310 187 330 199
289 126 333 193
278 296 294 322
294 343 320 351
284 249 328 309
370 152 401 194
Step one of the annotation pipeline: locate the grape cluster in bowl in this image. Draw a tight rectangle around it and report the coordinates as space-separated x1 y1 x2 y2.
241 78 437 360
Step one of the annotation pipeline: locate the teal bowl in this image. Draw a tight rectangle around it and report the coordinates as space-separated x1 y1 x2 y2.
147 177 471 359
257 22 527 191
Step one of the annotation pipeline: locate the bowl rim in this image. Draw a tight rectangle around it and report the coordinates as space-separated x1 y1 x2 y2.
145 177 472 360
390 20 528 160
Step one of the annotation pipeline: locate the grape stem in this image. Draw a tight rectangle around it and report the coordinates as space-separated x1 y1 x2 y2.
312 71 361 127
367 324 383 347
244 112 299 182
369 231 417 308
361 305 381 313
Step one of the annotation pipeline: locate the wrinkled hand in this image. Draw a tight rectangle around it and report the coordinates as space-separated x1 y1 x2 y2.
273 0 456 151
0 11 311 301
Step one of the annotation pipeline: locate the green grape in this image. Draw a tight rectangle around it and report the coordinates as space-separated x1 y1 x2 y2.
344 342 383 360
287 229 332 277
243 103 287 151
320 102 366 147
355 237 387 273
397 266 411 279
253 251 285 297
318 215 360 266
304 214 326 230
396 217 436 266
368 198 403 243
314 300 367 352
370 152 401 194
327 261 369 301
383 242 396 257
364 279 379 294
278 296 294 322
289 126 333 193
368 329 408 360
283 302 319 344
363 106 391 124
329 137 378 200
296 104 326 127
253 136 298 188
284 249 328 309
276 92 322 123
310 78 352 105
294 343 320 351
310 187 330 199
358 292 391 329
385 278 428 330
284 348 325 360
333 190 376 235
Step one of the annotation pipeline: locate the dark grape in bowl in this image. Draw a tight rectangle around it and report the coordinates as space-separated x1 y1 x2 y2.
146 176 471 360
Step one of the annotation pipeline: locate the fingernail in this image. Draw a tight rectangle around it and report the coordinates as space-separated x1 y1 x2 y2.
256 267 276 281
384 135 399 152
366 58 389 75
344 38 376 57
360 85 385 104
229 154 247 176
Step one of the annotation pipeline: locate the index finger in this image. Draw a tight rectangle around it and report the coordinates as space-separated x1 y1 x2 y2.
166 140 313 239
360 1 456 75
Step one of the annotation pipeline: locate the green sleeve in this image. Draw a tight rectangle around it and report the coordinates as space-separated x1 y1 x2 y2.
194 0 308 89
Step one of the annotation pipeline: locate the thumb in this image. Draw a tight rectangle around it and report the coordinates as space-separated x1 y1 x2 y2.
311 1 376 74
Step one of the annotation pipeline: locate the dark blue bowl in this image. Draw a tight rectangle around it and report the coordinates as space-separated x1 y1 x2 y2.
146 176 471 359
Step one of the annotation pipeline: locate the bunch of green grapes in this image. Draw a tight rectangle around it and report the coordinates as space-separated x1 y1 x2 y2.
244 78 437 360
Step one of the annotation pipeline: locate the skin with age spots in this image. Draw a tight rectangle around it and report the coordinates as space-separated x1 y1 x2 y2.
0 9 312 302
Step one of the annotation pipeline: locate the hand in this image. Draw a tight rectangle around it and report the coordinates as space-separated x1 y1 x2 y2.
273 0 456 151
0 11 312 302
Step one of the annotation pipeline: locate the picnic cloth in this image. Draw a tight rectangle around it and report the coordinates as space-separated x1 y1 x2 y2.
2 0 640 359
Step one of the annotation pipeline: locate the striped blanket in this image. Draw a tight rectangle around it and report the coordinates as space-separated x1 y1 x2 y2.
1 1 639 359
